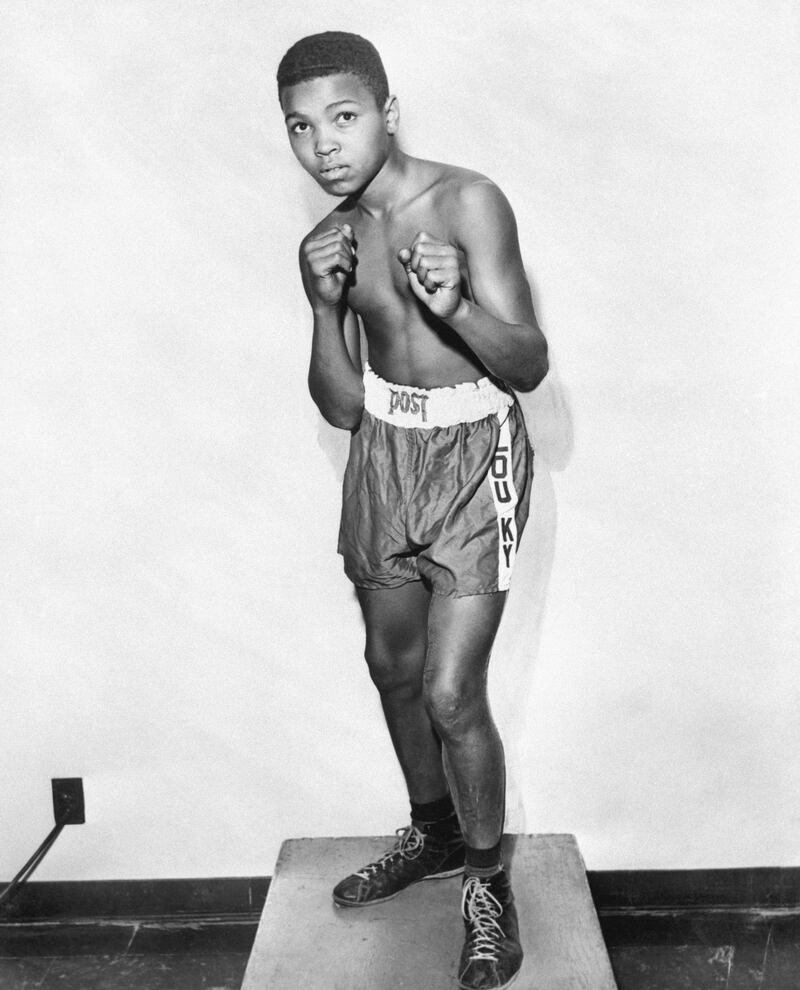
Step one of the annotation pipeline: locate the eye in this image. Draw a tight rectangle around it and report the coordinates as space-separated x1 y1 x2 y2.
336 111 357 124
289 121 310 136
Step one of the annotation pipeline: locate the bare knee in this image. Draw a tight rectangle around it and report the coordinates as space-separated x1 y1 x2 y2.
423 673 486 741
364 642 424 697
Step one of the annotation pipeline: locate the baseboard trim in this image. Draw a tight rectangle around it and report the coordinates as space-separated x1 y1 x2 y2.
587 866 800 911
0 877 270 922
1 868 798 922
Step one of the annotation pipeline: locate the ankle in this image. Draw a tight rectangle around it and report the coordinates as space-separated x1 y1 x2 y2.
410 794 462 840
410 793 455 824
416 811 461 841
464 863 503 879
464 839 503 877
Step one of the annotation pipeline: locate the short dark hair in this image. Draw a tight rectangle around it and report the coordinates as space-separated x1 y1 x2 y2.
277 31 389 108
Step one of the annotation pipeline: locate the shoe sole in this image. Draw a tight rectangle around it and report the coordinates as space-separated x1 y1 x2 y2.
332 865 465 908
458 965 521 990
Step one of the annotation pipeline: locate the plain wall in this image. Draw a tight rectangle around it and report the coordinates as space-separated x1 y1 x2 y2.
1 0 798 881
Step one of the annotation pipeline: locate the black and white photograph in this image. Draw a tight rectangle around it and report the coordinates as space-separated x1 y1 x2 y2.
2 2 798 987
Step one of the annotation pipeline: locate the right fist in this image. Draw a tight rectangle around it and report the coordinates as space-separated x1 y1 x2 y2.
302 224 356 307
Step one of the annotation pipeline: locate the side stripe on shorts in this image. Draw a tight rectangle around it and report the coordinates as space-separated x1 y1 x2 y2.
488 417 519 592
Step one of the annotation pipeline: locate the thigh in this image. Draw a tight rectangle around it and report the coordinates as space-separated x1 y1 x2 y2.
357 581 433 688
425 592 508 695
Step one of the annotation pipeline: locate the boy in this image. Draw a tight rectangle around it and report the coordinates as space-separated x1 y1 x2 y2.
277 31 548 990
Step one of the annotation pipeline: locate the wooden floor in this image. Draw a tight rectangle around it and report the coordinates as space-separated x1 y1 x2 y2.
242 833 617 990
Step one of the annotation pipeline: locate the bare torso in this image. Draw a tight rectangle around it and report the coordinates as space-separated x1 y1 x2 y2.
314 159 489 388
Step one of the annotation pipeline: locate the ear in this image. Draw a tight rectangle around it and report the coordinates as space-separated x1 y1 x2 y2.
384 95 400 135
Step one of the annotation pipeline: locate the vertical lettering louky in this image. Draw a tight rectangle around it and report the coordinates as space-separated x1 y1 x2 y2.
488 419 518 591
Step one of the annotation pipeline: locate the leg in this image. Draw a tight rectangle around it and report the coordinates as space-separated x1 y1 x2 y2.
424 591 508 849
332 581 465 908
423 592 524 990
357 581 448 803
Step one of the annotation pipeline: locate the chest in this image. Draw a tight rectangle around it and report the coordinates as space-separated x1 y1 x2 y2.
351 223 411 303
347 212 464 321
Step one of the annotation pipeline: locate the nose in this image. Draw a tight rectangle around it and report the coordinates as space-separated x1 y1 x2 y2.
314 126 340 158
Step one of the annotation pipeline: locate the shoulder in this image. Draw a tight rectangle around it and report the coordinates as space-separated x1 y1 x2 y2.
423 161 505 202
433 168 518 250
456 173 515 225
421 162 517 233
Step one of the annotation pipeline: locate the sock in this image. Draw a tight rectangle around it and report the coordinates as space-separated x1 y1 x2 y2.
410 794 459 838
464 839 503 877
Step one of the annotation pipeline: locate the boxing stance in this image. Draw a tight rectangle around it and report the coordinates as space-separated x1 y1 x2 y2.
277 31 548 990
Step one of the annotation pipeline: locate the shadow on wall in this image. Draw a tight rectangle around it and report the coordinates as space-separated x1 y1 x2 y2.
491 264 574 832
496 353 573 831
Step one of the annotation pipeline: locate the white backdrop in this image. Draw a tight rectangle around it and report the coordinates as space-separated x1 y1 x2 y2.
2 0 798 881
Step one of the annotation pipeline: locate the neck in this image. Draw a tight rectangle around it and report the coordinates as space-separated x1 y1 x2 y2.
352 147 414 217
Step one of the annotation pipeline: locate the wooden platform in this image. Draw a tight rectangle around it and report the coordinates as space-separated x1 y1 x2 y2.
242 834 617 990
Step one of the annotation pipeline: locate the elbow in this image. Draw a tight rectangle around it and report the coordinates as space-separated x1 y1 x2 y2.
308 374 364 431
528 351 550 391
324 407 363 431
512 343 549 393
314 398 363 431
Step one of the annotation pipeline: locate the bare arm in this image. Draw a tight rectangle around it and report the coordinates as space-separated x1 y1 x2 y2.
398 181 548 392
300 224 364 430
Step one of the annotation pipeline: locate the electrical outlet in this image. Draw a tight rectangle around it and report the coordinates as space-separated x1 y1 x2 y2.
51 778 85 825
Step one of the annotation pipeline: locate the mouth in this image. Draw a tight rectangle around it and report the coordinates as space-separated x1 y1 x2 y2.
320 165 348 180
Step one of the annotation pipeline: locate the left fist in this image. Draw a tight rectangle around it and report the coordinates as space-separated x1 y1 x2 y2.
397 232 463 321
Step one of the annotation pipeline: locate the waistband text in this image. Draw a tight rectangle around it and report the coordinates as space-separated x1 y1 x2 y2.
388 388 429 423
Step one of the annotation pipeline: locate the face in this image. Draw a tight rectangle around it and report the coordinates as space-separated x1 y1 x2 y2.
281 73 397 196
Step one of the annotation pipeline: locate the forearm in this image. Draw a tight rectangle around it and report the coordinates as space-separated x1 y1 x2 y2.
448 299 549 392
307 306 365 430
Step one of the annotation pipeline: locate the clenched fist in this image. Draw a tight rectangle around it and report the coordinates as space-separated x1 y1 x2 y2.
397 231 464 321
303 223 356 309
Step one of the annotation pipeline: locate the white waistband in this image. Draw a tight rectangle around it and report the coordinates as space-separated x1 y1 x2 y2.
363 363 513 429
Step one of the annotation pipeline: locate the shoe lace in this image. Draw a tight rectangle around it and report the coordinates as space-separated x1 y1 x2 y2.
461 876 505 961
354 825 426 880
